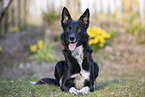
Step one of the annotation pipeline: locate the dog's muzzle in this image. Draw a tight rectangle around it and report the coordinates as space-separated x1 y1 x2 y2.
68 34 77 51
69 34 76 42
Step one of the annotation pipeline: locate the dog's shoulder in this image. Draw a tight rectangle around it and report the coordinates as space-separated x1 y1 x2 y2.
86 45 93 53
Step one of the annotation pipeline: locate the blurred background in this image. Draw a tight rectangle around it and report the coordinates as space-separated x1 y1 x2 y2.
0 0 145 82
0 0 145 96
0 0 145 33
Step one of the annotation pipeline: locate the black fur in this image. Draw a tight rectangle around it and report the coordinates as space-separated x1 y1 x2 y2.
36 7 99 94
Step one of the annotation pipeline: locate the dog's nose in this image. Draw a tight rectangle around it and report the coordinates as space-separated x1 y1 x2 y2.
69 34 76 42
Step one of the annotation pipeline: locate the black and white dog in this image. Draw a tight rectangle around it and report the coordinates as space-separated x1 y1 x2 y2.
31 7 99 95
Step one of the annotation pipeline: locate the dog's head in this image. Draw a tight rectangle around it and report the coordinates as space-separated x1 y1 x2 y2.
61 7 90 51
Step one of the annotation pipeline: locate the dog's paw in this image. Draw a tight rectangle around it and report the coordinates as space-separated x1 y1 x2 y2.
78 86 90 95
69 87 79 95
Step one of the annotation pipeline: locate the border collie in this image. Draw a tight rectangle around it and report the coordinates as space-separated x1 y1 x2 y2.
31 7 99 95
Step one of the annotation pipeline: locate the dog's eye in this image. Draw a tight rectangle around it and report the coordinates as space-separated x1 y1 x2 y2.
66 28 69 32
76 27 81 33
66 26 71 32
69 26 71 30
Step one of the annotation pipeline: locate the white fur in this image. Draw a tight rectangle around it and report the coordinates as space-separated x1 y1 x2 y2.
59 76 63 87
71 70 90 89
78 86 90 94
72 45 84 68
71 45 90 89
69 87 79 95
30 81 37 84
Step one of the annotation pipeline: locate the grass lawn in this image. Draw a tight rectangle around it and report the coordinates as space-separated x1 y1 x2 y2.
0 78 144 97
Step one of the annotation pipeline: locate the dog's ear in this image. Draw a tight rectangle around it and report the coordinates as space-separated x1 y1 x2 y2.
79 8 90 28
61 7 72 27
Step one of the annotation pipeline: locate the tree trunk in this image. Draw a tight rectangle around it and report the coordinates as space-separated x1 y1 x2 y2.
14 0 18 27
25 0 30 24
77 0 81 14
122 0 133 13
47 0 49 11
0 0 13 22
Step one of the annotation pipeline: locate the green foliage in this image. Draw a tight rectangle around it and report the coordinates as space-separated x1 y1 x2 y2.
136 31 145 44
127 23 142 34
35 41 58 62
126 14 145 44
30 40 58 62
10 24 36 33
127 14 141 34
20 24 36 31
9 26 20 33
128 14 138 25
127 24 145 44
43 9 60 24
0 78 144 96
109 28 118 39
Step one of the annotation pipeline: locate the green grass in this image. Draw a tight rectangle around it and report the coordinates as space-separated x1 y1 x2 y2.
0 78 144 97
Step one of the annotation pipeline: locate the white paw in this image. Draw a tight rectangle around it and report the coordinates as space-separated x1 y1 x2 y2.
69 87 79 95
78 86 90 95
30 81 37 84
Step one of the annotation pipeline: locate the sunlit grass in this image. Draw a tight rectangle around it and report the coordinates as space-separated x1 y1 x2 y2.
0 78 144 97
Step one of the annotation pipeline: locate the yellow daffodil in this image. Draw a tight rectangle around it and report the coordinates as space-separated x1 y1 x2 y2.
0 46 2 52
37 40 43 49
99 43 104 47
10 26 19 32
105 33 111 38
99 37 105 44
30 44 37 53
89 38 99 45
87 26 111 50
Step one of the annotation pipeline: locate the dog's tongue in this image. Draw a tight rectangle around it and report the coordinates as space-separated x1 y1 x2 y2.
69 43 76 51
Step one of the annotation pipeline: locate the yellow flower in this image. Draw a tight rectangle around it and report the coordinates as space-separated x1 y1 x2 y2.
95 27 102 35
87 27 92 33
87 26 110 48
10 26 19 32
105 33 111 38
0 46 2 52
99 43 104 48
30 44 37 53
99 37 105 44
89 38 99 45
37 40 43 49
102 30 107 37
92 26 98 33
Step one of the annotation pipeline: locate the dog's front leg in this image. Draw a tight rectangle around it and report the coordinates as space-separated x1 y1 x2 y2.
60 66 69 91
61 84 79 95
61 50 79 95
85 51 95 92
89 64 95 92
89 55 96 92
60 70 79 95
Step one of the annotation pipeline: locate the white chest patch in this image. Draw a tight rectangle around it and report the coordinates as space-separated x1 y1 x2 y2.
71 69 90 89
71 45 84 68
71 45 90 89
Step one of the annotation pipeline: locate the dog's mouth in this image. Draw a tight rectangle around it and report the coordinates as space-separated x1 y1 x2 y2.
68 42 77 51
